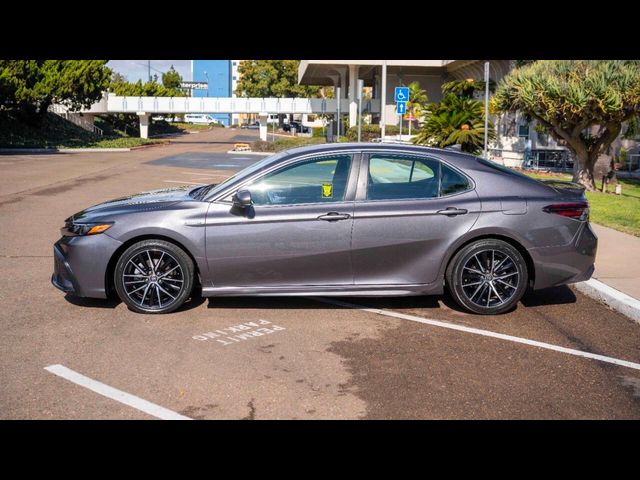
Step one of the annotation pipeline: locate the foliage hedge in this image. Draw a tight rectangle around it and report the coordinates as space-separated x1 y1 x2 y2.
251 136 326 152
344 124 401 141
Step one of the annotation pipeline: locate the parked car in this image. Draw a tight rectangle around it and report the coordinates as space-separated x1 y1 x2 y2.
184 114 220 125
241 121 260 129
52 143 597 315
282 121 309 133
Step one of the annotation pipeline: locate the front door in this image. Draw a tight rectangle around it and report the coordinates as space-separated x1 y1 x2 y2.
204 153 357 289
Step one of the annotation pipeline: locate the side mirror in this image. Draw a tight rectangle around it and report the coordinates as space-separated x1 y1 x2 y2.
233 189 253 208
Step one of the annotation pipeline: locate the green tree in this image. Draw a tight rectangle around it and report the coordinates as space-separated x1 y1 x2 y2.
406 81 429 134
441 78 495 99
109 77 184 97
235 60 321 98
235 60 321 127
412 95 495 154
0 60 111 122
493 60 640 190
162 65 182 90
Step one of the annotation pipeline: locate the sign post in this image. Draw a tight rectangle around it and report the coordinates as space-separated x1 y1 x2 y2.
394 87 410 142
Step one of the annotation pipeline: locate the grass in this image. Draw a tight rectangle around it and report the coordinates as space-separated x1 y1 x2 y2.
522 169 640 236
252 136 326 152
0 111 164 149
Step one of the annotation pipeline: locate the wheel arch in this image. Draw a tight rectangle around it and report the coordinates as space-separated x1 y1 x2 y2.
441 232 536 289
105 234 201 297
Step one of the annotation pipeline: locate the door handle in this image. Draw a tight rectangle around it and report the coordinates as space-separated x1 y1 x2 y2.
437 207 468 216
317 212 351 222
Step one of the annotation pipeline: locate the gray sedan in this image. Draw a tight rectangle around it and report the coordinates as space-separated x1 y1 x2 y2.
52 143 597 315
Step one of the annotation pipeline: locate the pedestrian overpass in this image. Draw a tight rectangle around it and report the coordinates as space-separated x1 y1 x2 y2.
74 94 381 140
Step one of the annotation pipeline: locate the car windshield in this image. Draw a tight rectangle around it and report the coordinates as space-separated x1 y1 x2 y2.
197 151 288 200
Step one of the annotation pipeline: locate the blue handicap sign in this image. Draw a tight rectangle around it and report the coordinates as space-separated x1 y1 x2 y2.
394 87 410 103
396 101 407 115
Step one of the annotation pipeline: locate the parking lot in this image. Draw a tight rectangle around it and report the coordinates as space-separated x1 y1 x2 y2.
1 127 640 419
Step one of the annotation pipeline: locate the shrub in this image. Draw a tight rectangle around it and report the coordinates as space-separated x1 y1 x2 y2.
312 127 325 138
343 124 405 141
345 125 381 142
251 140 275 152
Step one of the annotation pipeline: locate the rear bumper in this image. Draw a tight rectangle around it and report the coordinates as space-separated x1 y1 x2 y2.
530 222 598 290
51 234 122 299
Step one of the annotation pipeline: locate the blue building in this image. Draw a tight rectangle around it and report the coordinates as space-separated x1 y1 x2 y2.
191 60 232 126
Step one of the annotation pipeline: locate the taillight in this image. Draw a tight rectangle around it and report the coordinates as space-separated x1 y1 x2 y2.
543 202 589 220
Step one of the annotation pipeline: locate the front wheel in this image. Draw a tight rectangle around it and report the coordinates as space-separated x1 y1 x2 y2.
446 239 528 315
114 240 194 314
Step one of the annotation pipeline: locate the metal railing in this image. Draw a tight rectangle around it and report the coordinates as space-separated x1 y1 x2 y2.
49 104 103 136
105 96 380 115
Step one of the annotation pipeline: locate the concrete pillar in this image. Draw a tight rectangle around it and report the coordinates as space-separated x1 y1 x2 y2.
137 112 150 139
258 112 269 141
348 65 358 128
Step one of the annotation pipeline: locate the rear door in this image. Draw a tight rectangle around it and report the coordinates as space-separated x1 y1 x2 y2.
351 151 481 286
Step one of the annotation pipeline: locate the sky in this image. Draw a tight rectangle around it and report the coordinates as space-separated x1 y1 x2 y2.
107 60 191 83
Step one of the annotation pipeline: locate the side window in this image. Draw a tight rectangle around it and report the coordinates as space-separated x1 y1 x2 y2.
441 163 471 196
247 155 352 206
367 155 439 200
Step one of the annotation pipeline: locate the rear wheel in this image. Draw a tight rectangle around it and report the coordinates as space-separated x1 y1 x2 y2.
114 240 194 314
446 239 528 315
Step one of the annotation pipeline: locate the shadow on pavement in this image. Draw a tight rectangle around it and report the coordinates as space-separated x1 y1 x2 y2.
520 285 576 307
64 294 121 309
205 286 577 314
64 286 577 313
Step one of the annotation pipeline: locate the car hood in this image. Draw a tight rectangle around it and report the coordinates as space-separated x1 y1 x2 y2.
68 185 203 223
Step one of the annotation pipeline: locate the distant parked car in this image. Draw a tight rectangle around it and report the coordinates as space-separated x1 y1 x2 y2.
184 114 220 125
241 122 260 130
282 121 309 133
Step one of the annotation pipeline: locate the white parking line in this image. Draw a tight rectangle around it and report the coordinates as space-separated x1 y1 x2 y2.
312 298 640 372
44 364 192 420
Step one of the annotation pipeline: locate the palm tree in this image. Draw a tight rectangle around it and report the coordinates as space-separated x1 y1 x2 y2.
412 94 495 154
406 81 429 136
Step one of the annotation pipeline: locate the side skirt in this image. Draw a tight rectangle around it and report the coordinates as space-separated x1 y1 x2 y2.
201 283 444 298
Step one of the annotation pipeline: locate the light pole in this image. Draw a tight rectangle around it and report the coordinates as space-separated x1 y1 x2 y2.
483 61 490 159
357 79 363 142
381 60 387 140
336 86 341 143
204 71 209 97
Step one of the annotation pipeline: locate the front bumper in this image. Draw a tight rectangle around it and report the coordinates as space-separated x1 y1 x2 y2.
530 222 598 290
51 233 123 299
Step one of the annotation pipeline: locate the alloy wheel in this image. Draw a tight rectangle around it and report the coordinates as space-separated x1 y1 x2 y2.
460 249 520 309
122 249 185 310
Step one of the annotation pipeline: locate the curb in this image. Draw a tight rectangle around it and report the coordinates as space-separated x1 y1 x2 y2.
574 279 640 324
0 147 132 153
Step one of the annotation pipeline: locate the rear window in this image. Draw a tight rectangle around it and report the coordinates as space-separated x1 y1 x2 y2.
477 158 534 181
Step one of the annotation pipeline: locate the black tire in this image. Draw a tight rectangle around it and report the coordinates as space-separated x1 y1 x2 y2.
114 239 194 314
446 239 528 315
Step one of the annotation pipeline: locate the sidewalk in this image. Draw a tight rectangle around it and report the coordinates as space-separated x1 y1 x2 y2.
590 223 640 300
573 223 640 323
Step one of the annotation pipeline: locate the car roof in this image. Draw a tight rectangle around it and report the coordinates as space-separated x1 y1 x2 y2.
279 142 480 167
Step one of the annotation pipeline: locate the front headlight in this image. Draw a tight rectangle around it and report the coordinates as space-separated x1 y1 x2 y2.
62 221 113 237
